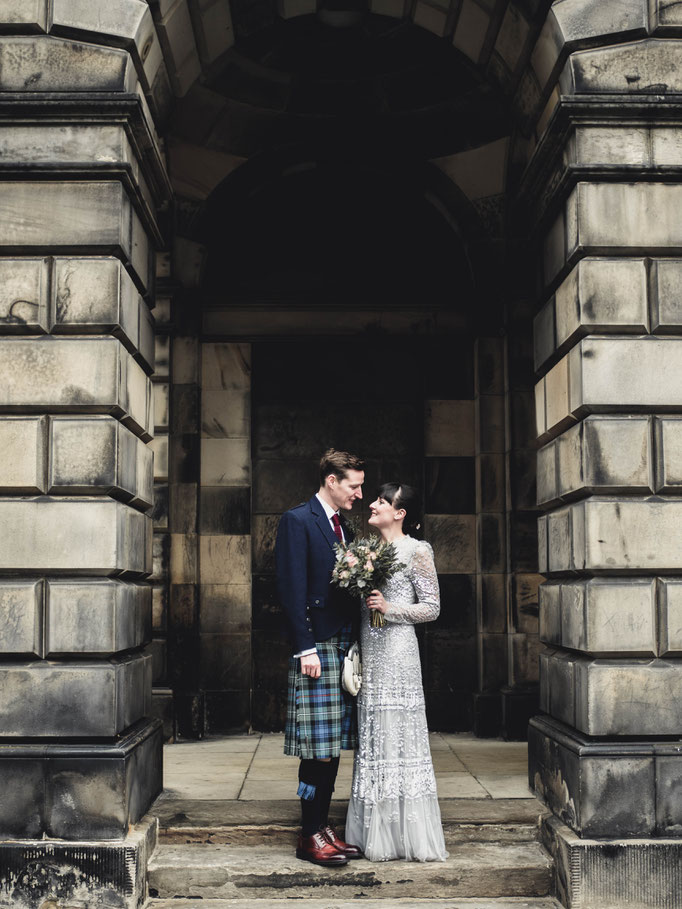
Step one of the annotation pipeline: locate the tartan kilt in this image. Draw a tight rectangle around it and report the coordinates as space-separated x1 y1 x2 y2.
284 630 357 760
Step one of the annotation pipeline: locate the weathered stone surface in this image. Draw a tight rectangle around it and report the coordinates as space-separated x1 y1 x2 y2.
539 578 657 656
0 256 49 333
545 497 682 573
452 0 490 62
544 183 682 287
201 342 251 390
544 813 682 909
542 649 682 735
49 416 153 507
0 652 151 737
561 39 682 97
0 0 49 30
537 416 651 505
148 840 552 900
0 580 43 657
0 416 45 493
46 579 150 656
199 535 250 586
529 715 657 838
200 438 250 486
0 497 151 575
537 337 682 440
150 0 201 95
187 0 234 66
0 36 136 92
0 338 152 440
0 182 151 292
0 814 157 905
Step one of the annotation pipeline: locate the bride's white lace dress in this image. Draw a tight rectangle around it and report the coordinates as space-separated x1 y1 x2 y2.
345 535 447 862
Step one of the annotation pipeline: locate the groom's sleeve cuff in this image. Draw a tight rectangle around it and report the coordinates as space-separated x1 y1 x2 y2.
294 647 318 658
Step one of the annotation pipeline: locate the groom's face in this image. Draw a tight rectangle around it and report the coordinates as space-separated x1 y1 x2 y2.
328 470 364 512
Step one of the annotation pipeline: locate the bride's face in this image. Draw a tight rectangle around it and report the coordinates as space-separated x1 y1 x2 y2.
368 496 404 531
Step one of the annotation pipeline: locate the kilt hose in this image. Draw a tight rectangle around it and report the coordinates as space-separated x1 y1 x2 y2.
285 629 357 760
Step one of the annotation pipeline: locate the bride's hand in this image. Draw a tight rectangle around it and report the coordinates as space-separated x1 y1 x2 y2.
366 589 388 614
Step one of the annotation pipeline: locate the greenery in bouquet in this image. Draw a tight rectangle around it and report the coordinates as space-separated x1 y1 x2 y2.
331 536 405 627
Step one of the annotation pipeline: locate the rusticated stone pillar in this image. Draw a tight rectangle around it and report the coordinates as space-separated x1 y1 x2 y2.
0 5 173 907
529 110 682 904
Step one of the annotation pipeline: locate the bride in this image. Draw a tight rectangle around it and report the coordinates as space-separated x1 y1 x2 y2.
345 483 447 862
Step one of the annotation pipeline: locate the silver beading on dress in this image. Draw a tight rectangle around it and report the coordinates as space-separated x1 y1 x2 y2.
345 536 448 862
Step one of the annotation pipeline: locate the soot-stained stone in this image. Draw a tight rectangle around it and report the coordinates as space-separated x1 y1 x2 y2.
200 584 251 634
252 514 280 573
509 450 536 511
253 460 316 513
167 630 200 689
252 631 290 693
172 385 200 434
510 512 539 571
426 688 473 732
169 584 199 630
510 390 536 450
170 433 200 484
478 513 505 572
511 573 541 634
170 482 198 533
436 573 476 631
425 631 476 691
478 573 507 633
199 632 251 690
473 691 503 738
204 690 250 734
478 453 505 512
425 457 475 514
200 486 251 534
152 484 169 529
252 574 284 632
252 688 288 732
479 632 508 691
423 338 474 398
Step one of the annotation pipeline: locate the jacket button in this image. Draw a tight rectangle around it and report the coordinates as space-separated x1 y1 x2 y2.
315 599 320 604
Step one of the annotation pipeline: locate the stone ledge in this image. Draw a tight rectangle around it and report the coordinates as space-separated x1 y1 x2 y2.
530 714 682 838
0 652 152 737
542 813 682 909
0 813 157 909
0 718 162 840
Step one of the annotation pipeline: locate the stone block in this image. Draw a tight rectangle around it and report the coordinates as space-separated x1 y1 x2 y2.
253 460 316 514
478 512 506 573
0 337 152 440
201 388 250 438
477 631 508 691
538 416 652 505
553 258 648 356
0 416 45 493
0 256 49 333
0 182 151 292
0 653 151 737
155 335 170 378
46 579 150 656
200 583 251 634
252 514 280 573
545 181 682 286
511 573 542 634
423 514 476 573
552 0 647 45
533 297 555 373
154 382 169 431
0 497 151 576
564 39 682 97
0 723 161 843
199 486 250 534
477 573 506 633
538 580 561 646
538 337 682 441
202 342 251 389
530 715 668 839
49 416 153 508
452 0 490 62
547 497 682 573
477 452 505 512
200 437 250 486
169 533 195 584
477 394 505 453
54 257 154 371
550 578 656 656
0 35 136 92
571 125 649 169
199 534 250 585
659 578 682 655
152 0 201 95
0 580 43 657
189 0 234 63
494 4 529 72
151 433 169 481
0 0 49 30
199 631 251 689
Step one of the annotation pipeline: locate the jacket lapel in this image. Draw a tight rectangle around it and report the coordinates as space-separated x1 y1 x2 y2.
309 496 341 551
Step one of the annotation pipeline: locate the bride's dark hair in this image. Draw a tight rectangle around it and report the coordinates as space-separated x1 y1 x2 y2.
377 483 422 536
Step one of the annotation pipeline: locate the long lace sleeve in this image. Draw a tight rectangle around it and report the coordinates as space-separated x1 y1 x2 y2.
384 540 440 624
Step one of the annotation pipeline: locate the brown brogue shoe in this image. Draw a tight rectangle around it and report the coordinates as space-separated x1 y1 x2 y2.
321 825 364 859
296 831 349 866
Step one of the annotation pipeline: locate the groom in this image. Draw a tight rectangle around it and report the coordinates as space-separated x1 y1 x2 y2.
275 449 365 866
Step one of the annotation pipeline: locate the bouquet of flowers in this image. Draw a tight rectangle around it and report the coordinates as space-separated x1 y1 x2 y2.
331 536 405 627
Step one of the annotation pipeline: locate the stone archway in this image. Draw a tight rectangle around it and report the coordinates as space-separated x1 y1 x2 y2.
2 0 682 905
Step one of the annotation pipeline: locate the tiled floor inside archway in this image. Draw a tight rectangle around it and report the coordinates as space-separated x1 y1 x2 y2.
161 733 531 802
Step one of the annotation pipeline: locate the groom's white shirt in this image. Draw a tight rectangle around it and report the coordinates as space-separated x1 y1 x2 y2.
294 494 346 659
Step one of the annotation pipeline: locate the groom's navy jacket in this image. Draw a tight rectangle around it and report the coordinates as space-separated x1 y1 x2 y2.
275 496 357 655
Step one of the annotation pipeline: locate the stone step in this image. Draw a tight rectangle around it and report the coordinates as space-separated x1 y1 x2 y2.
149 899 562 909
155 797 547 847
147 842 554 901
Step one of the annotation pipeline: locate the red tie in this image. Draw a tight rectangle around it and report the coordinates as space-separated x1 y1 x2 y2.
331 514 343 543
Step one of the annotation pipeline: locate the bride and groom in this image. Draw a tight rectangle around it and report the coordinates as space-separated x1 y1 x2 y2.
275 448 447 866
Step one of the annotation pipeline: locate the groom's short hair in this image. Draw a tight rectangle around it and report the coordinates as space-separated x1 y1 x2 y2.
319 449 364 485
